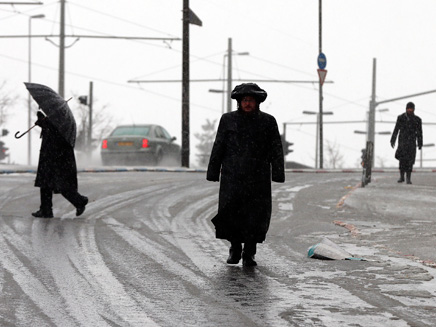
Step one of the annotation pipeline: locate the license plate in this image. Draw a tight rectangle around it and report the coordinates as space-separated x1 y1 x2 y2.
118 141 133 146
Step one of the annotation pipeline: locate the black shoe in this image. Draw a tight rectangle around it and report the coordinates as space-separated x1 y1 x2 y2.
242 253 257 267
227 247 242 264
76 197 88 216
32 210 53 218
398 171 405 183
406 173 412 184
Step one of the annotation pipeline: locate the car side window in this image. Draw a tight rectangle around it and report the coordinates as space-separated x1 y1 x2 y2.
155 126 165 139
161 128 172 140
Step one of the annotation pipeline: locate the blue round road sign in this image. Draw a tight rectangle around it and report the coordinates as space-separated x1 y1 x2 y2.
317 52 327 69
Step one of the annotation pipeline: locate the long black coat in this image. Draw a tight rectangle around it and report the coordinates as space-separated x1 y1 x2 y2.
207 109 285 243
390 112 423 165
35 118 78 193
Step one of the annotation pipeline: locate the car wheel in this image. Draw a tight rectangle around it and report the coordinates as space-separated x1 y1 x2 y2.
155 150 163 166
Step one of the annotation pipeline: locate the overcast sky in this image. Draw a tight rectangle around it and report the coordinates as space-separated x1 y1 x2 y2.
1 0 436 168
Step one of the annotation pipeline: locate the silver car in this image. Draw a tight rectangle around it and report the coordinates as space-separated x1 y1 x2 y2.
101 125 180 166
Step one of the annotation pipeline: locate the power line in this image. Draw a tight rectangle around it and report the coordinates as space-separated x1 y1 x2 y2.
249 54 315 78
0 1 42 4
285 120 436 125
285 120 366 125
128 78 332 84
129 51 225 81
0 52 221 115
0 34 180 41
67 1 179 39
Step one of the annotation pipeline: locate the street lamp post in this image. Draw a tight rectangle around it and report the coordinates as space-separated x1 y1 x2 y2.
224 38 249 112
318 0 324 168
303 110 333 168
420 143 435 168
208 89 225 114
28 13 45 165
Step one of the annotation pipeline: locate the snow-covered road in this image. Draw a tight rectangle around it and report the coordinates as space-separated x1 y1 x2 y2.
0 171 435 326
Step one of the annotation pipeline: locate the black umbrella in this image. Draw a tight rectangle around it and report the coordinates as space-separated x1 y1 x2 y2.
15 83 76 148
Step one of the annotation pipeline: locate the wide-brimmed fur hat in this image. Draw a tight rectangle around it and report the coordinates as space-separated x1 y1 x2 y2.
230 83 267 103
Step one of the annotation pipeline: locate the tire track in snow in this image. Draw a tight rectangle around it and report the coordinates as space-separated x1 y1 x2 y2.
0 223 79 326
0 172 425 326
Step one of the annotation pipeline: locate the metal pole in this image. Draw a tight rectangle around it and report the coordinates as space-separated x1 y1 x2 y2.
368 58 376 167
181 0 190 167
315 113 319 169
376 89 436 105
227 38 232 113
88 81 93 156
318 0 324 168
282 123 286 141
58 0 65 97
28 17 32 165
27 14 44 165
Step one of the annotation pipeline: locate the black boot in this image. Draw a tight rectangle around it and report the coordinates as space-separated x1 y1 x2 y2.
226 242 242 264
242 253 257 267
76 196 88 216
397 171 405 183
242 242 257 267
34 188 53 218
32 209 53 218
406 172 412 184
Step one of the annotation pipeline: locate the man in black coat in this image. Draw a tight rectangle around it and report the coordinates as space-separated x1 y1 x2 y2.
32 111 88 218
390 102 423 184
207 83 285 266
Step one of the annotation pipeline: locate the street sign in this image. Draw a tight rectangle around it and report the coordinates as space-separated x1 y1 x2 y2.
317 52 327 69
317 69 327 86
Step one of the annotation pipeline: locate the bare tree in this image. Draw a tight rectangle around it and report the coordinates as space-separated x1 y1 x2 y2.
325 140 345 169
0 81 16 127
194 119 217 167
376 156 386 168
71 97 114 152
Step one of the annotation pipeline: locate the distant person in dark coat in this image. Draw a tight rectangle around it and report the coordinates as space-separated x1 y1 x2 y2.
390 102 423 184
32 111 88 218
207 83 285 267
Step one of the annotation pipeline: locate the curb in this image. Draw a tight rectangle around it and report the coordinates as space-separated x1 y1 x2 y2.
79 167 208 174
0 166 208 175
2 167 436 175
286 168 436 173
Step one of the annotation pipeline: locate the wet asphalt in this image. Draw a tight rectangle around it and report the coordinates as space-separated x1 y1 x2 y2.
0 165 435 326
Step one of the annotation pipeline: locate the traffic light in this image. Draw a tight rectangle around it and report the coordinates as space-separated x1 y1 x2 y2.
0 141 8 161
280 135 294 155
1 129 8 136
78 95 88 105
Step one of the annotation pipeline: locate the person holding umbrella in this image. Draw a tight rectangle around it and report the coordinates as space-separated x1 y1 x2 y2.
390 101 423 184
21 83 88 218
207 83 285 266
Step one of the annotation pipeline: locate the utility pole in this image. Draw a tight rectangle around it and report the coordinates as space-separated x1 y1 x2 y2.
368 58 376 167
318 0 324 168
227 38 232 113
28 14 45 165
88 81 93 155
58 0 65 98
181 0 190 167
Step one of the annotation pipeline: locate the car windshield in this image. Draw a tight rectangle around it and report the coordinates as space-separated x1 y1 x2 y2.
111 126 150 137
